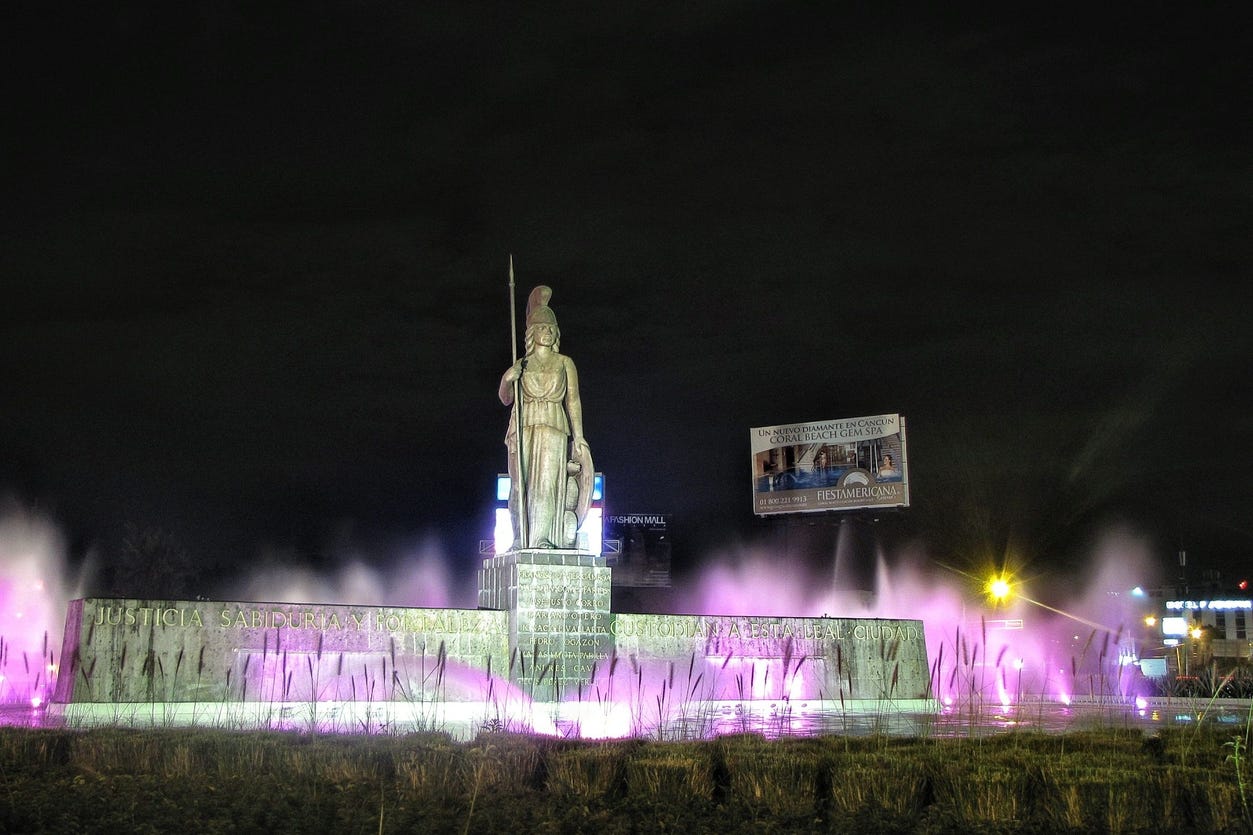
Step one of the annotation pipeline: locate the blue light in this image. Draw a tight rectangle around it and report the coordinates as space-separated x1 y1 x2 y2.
496 474 603 503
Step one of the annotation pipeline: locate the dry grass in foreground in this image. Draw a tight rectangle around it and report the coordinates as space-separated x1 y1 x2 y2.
1 725 1250 833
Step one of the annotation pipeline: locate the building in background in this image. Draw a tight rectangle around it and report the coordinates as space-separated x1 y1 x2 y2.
1128 562 1252 677
604 513 672 589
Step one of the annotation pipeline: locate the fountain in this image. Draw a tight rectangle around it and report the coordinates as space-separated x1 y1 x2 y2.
2 500 1226 738
0 505 69 709
40 281 933 737
11 280 1212 739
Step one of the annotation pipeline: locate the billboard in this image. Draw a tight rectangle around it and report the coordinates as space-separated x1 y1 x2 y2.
750 414 909 516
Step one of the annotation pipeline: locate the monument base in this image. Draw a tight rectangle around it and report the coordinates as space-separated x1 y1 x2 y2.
45 696 939 740
479 548 613 699
53 594 934 739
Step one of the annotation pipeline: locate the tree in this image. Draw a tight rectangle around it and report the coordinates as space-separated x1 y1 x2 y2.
106 523 200 600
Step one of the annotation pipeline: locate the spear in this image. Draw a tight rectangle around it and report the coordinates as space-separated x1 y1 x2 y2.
508 255 528 549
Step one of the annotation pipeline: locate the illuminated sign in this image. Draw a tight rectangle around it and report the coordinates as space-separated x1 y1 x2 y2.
603 512 672 588
1165 599 1253 611
750 414 909 516
1161 617 1189 637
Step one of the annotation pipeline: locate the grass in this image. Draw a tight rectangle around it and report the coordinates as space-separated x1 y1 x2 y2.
0 725 1247 833
8 617 1253 830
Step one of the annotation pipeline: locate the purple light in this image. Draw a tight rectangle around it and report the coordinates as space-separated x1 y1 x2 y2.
0 506 70 708
2 500 1167 738
675 526 1162 708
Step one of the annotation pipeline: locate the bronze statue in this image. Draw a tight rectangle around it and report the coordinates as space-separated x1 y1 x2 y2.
499 285 593 549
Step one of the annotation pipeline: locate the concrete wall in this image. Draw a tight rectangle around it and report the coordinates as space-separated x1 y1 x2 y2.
55 596 930 707
55 598 509 704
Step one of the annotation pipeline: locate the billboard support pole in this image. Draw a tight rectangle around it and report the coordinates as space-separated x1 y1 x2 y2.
899 415 909 509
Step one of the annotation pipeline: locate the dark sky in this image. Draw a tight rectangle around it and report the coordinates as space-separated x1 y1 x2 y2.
3 4 1250 592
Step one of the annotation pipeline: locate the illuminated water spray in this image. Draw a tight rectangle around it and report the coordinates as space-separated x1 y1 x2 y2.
0 503 72 708
1 497 1163 733
681 524 1163 710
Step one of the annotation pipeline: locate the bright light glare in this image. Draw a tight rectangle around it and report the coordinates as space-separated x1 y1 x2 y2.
577 507 603 555
493 507 603 554
493 508 512 554
988 576 1011 601
1162 617 1188 636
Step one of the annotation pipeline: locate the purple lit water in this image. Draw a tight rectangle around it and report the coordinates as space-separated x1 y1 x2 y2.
2 504 1229 738
0 505 72 710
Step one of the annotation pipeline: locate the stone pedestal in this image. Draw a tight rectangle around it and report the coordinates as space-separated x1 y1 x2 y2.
478 549 612 700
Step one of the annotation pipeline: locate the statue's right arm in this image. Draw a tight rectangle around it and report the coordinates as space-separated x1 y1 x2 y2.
499 363 521 405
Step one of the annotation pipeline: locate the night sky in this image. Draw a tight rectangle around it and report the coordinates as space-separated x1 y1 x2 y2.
4 5 1250 596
